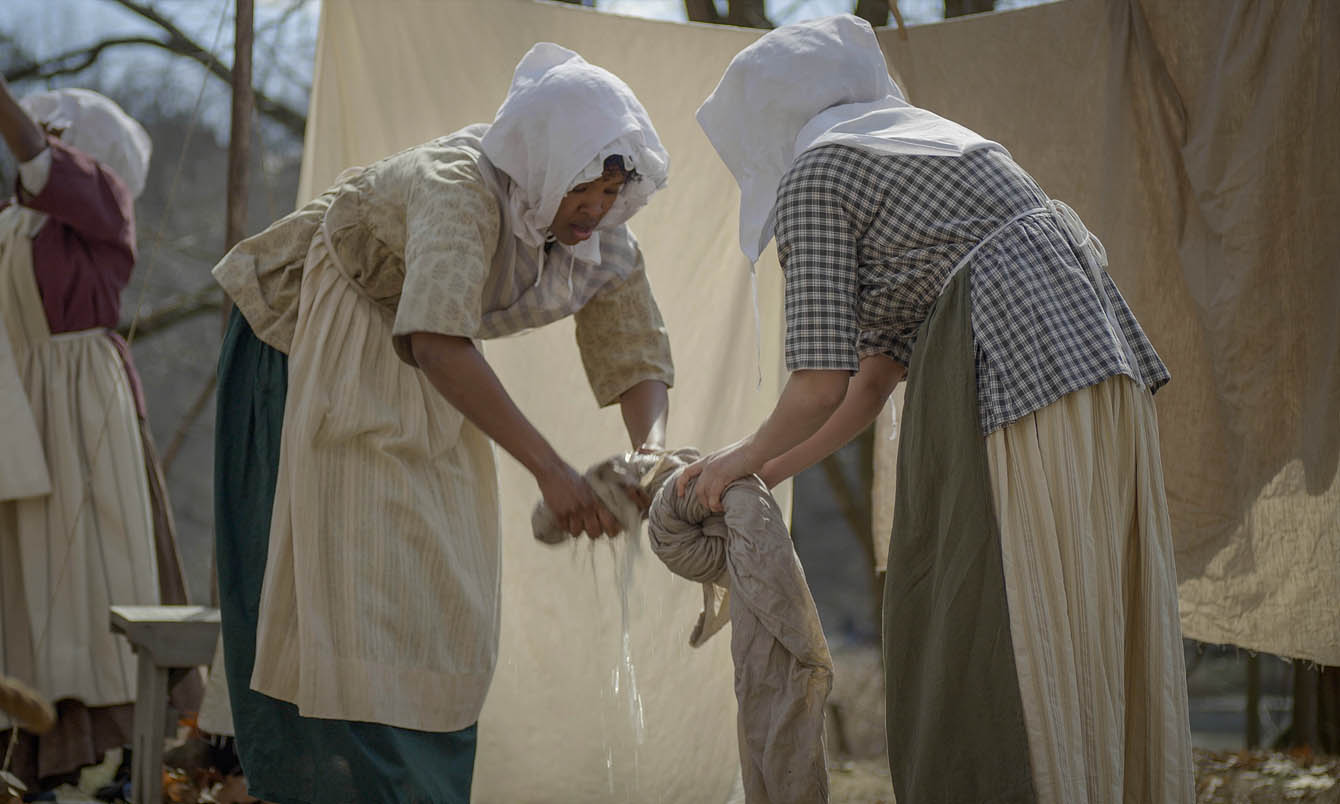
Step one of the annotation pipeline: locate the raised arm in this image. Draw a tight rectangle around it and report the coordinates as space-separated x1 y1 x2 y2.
0 76 47 163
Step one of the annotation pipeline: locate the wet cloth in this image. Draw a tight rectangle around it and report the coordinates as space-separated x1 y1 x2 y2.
530 450 735 647
214 308 477 804
648 465 832 804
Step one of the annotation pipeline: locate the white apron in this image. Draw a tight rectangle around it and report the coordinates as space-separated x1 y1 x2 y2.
0 204 158 719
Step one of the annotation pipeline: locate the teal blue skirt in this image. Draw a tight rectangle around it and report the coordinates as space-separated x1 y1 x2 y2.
214 308 477 804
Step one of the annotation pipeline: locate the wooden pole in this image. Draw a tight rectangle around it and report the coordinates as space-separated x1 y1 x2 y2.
222 0 254 322
1246 653 1261 748
212 0 253 608
1295 663 1321 749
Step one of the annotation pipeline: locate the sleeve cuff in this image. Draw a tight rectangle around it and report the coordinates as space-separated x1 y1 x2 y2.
18 148 52 197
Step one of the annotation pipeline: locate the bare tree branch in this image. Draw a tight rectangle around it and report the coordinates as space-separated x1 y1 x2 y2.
3 0 308 139
4 36 164 82
118 285 224 341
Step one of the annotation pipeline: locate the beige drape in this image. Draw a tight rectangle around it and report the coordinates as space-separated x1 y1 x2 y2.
294 2 791 800
871 0 1340 665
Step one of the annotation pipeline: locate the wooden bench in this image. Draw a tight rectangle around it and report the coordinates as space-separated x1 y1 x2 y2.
110 605 220 804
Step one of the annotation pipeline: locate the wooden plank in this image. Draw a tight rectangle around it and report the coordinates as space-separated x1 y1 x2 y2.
110 605 220 667
130 655 169 804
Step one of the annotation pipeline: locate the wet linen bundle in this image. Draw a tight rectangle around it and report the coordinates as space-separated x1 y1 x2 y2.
532 449 833 803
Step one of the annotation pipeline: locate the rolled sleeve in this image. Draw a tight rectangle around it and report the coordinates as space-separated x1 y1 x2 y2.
391 159 501 367
775 166 860 373
858 327 912 366
574 259 674 408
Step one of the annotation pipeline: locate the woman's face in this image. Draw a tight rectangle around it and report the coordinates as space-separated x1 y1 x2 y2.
549 172 626 245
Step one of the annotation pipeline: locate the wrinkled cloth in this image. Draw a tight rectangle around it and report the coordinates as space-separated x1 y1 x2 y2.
531 450 735 646
648 466 832 804
19 89 151 199
481 43 668 266
696 14 1001 263
867 0 1340 665
530 451 658 545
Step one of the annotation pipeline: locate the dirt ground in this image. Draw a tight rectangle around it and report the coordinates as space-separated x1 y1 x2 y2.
827 750 1340 804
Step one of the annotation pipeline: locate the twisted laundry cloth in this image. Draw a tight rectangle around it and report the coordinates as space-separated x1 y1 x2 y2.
648 465 832 804
529 449 686 544
531 449 736 643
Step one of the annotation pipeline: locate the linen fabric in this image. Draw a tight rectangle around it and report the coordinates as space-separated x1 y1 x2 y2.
649 468 832 804
867 0 1340 664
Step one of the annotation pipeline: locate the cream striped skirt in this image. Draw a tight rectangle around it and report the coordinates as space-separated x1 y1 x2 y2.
988 375 1195 803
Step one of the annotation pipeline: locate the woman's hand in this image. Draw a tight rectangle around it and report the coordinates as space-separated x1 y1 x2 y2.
535 458 622 538
675 439 762 513
623 482 653 519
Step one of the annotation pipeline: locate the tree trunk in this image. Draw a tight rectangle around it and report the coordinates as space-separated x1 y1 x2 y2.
725 0 772 28
1289 664 1340 753
944 0 994 18
684 0 720 24
854 0 891 27
685 0 770 28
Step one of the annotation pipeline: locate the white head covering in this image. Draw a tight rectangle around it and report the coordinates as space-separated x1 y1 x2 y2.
696 15 1004 263
481 43 669 266
20 88 152 200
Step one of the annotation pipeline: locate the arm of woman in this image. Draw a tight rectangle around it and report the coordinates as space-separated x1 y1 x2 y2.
619 379 669 452
572 241 675 453
675 368 850 511
759 354 905 488
409 331 622 539
0 76 46 163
